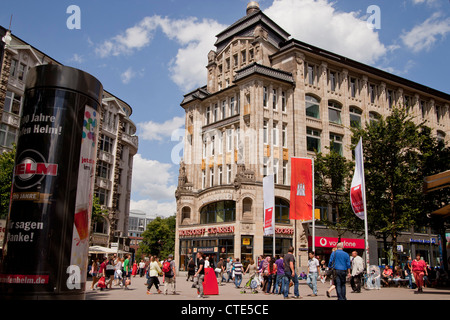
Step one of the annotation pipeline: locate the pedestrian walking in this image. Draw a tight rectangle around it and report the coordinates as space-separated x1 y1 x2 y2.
306 251 320 296
105 256 115 289
350 251 364 293
265 256 277 294
328 242 351 300
114 257 123 286
90 258 99 290
274 255 284 295
194 251 205 298
146 256 162 294
233 258 244 288
139 259 146 277
163 254 177 295
405 256 413 289
216 257 224 285
326 247 337 298
412 253 428 293
226 257 233 283
132 261 138 277
123 254 131 289
186 257 195 282
282 246 300 299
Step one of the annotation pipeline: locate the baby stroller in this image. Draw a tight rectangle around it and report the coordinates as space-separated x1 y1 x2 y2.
240 272 260 294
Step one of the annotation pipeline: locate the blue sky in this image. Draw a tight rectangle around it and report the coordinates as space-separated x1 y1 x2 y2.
1 0 449 217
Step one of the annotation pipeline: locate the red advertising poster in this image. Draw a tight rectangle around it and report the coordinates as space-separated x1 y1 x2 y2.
289 158 313 220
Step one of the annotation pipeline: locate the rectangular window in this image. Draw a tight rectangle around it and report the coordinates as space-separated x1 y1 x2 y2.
282 161 288 185
218 131 223 155
306 128 321 153
202 136 207 158
213 104 218 122
329 71 336 91
273 89 277 110
0 124 17 148
263 87 268 108
218 166 223 185
421 100 426 118
387 90 393 109
237 95 241 114
18 63 26 81
96 188 109 206
222 101 226 119
282 123 287 148
330 133 343 156
202 170 206 189
227 164 232 184
227 129 233 152
230 97 235 116
234 54 238 67
350 78 356 98
99 134 114 153
307 65 314 85
97 161 111 179
241 51 246 64
281 91 286 112
369 84 375 103
263 120 268 144
273 158 279 184
272 121 278 146
206 107 211 125
210 168 214 187
10 59 18 77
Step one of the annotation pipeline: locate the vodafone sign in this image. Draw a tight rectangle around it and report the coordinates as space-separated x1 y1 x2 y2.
310 236 365 249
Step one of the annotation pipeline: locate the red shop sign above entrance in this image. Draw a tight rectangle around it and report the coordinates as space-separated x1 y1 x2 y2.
309 236 365 249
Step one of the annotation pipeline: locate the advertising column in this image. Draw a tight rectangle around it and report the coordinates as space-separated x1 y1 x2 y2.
0 65 103 299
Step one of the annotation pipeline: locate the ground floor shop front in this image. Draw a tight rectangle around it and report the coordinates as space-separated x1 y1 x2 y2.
177 224 296 271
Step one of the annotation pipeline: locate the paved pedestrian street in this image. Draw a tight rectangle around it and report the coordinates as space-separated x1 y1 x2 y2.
85 272 450 301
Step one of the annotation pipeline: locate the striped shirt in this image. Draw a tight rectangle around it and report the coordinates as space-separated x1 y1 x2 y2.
234 262 243 275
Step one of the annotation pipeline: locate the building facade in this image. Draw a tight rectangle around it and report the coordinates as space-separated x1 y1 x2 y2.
0 29 138 250
175 2 449 270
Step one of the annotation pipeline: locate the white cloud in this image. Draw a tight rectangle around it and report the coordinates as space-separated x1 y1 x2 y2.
95 15 226 92
263 0 387 65
411 0 438 5
130 199 176 218
138 116 185 142
131 154 177 201
121 67 135 84
400 12 450 53
69 53 84 64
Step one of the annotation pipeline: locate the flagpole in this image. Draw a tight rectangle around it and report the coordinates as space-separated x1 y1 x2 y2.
312 158 315 252
360 138 370 273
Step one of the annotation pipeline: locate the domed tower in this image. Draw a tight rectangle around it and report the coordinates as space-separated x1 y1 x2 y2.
246 1 260 15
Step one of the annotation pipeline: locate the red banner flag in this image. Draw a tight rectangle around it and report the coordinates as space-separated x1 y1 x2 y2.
289 158 313 220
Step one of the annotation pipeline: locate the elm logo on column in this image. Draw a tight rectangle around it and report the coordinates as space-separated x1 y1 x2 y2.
14 149 58 190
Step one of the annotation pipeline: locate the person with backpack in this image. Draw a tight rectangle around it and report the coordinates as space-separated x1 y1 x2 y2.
163 254 176 295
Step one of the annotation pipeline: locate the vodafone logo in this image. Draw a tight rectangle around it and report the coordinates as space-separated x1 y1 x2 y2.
319 237 328 247
14 149 58 189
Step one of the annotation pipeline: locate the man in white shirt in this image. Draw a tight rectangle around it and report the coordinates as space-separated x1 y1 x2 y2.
350 251 364 293
306 251 320 296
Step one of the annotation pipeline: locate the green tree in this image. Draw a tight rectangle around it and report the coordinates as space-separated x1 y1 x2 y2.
350 106 448 268
137 215 176 260
0 146 16 219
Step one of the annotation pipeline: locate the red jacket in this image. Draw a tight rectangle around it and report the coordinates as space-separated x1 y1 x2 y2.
411 259 427 272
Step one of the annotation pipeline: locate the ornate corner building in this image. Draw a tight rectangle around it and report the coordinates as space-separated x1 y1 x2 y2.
175 2 450 270
0 26 138 251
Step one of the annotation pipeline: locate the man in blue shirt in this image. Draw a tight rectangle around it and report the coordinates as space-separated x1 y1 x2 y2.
328 242 351 300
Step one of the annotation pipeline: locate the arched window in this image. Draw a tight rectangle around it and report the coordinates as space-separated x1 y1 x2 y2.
181 207 191 225
306 95 320 119
328 100 342 124
349 106 363 128
369 111 381 124
200 201 236 224
242 197 253 220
